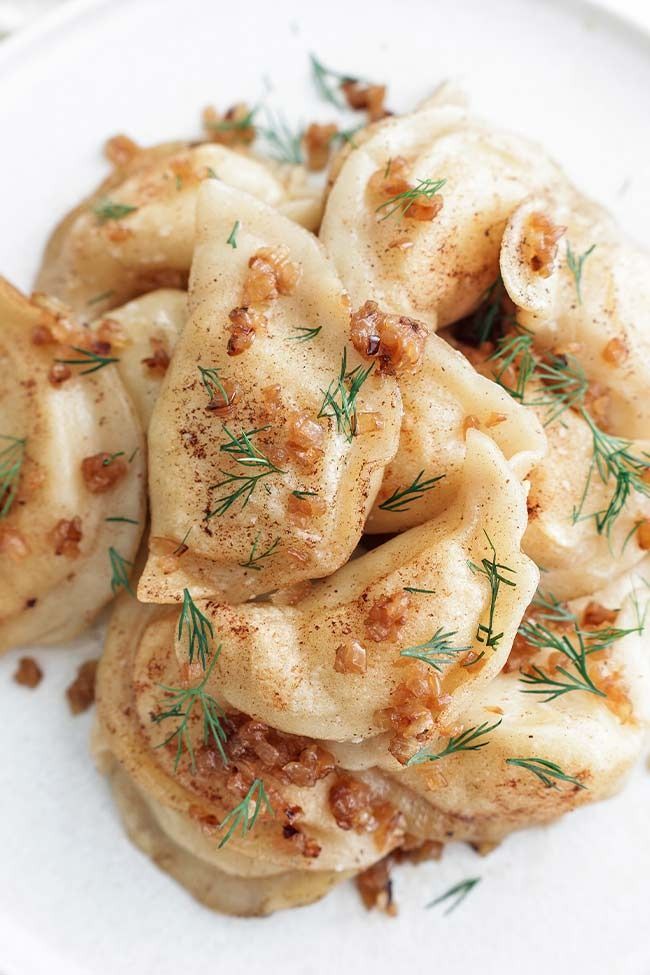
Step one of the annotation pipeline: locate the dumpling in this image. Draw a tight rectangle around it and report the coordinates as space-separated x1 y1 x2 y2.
320 98 566 331
371 558 650 845
182 432 538 752
94 595 408 917
36 141 323 315
138 181 402 604
364 328 546 534
91 289 187 428
0 280 144 652
501 194 650 439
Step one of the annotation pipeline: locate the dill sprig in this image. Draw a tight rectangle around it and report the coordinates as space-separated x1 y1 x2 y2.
226 220 240 249
152 648 229 772
0 435 26 518
506 757 586 790
259 110 303 164
286 325 322 343
108 547 134 595
218 778 274 849
208 426 284 517
566 242 596 304
239 532 280 571
573 411 650 537
468 533 516 649
530 590 576 625
93 198 138 223
407 719 502 767
426 877 481 915
470 278 507 345
376 177 446 221
309 53 352 108
87 289 115 306
55 346 120 375
178 588 213 669
318 348 374 443
105 516 139 525
400 628 471 672
403 587 436 595
198 365 230 404
378 470 445 512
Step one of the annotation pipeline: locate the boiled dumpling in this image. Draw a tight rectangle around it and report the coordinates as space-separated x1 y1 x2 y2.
36 141 323 315
0 280 144 651
139 181 402 604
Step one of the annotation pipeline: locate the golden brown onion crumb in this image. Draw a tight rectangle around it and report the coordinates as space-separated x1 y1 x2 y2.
288 492 327 527
141 337 171 374
0 526 30 560
350 300 428 376
81 453 128 494
31 324 55 346
13 657 42 689
202 102 256 146
303 122 338 171
285 410 326 469
66 659 99 715
525 212 566 276
341 80 388 121
243 247 302 305
205 377 240 416
48 362 72 386
637 521 650 550
368 155 410 198
602 336 629 366
329 777 379 831
365 591 411 643
582 602 619 628
50 517 83 557
334 640 367 675
227 306 267 356
356 858 397 915
104 134 140 167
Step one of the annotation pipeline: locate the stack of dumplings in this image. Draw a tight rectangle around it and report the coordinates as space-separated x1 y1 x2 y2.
3 84 650 917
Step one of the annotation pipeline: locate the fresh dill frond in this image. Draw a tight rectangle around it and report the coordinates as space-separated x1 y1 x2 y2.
152 648 229 772
239 532 280 571
407 719 502 767
226 220 240 249
573 410 650 536
0 435 26 518
376 177 446 221
178 588 213 669
530 591 576 625
468 533 516 649
403 587 436 595
259 110 303 163
93 198 138 223
506 757 586 790
318 347 374 443
55 346 120 375
426 877 481 915
286 325 322 343
517 616 616 702
400 628 471 672
218 778 274 849
208 426 284 517
470 278 507 345
108 547 134 595
566 241 596 304
488 328 536 402
105 516 139 525
198 365 230 404
378 470 445 513
309 53 350 108
87 289 115 306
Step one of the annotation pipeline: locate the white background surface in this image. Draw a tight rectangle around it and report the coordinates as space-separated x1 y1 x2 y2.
1 1 649 973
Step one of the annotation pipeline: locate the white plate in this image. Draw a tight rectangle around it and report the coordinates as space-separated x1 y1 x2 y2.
1 1 649 973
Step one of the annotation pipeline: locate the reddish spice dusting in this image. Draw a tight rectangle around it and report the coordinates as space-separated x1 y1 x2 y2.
104 134 140 167
13 657 43 689
602 336 629 366
81 453 128 494
303 122 338 171
104 223 133 243
66 659 99 715
334 640 367 675
50 517 83 557
365 591 411 643
227 306 267 356
525 212 566 276
0 526 30 560
202 102 256 146
141 337 171 374
350 300 428 375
